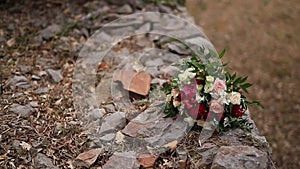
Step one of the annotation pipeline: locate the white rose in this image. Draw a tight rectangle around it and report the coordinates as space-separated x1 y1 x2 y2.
206 76 214 83
204 83 213 93
227 92 241 105
166 94 172 102
178 68 196 84
173 100 181 107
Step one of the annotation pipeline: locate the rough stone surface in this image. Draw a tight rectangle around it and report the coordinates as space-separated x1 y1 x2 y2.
35 24 61 42
35 87 49 94
145 58 164 67
114 70 151 96
102 151 139 169
46 69 63 83
211 146 268 169
117 4 133 14
8 75 31 89
74 148 102 168
34 153 59 169
9 104 35 117
99 112 126 135
137 154 158 168
122 101 188 146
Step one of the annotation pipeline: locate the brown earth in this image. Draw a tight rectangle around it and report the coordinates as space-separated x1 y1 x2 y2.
186 0 300 168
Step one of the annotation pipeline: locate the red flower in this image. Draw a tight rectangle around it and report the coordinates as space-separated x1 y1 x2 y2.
195 73 205 85
187 103 207 120
181 82 197 99
231 105 244 117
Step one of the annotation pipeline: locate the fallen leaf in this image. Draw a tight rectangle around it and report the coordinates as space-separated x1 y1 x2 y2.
98 62 110 70
163 140 178 152
7 38 15 47
74 148 102 168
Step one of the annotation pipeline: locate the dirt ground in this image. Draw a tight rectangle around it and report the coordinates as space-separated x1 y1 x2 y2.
186 0 300 168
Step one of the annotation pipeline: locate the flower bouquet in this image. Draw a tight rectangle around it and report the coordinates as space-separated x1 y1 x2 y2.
162 48 263 134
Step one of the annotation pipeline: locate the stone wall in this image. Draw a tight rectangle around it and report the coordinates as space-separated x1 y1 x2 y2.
74 1 275 168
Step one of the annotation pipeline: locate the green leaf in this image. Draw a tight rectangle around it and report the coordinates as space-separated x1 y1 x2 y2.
219 49 226 59
241 83 252 89
239 76 248 83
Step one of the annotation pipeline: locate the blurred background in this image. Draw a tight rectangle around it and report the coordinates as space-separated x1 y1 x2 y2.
186 0 299 168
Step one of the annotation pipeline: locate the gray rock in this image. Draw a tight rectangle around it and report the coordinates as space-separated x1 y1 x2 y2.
102 151 139 169
39 24 61 41
167 43 190 55
34 153 59 169
31 75 41 80
145 58 164 67
160 65 180 76
46 69 63 83
122 101 188 146
151 78 166 86
161 52 181 64
99 112 126 135
8 75 31 89
35 87 49 94
145 67 160 77
19 66 32 74
211 146 268 169
29 101 39 108
88 108 106 121
117 4 133 14
100 133 116 142
9 104 35 117
103 104 116 113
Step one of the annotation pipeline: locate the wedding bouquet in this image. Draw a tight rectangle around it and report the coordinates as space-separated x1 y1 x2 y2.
162 48 263 133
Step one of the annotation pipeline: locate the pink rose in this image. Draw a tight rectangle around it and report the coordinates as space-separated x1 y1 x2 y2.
209 100 224 114
213 78 226 92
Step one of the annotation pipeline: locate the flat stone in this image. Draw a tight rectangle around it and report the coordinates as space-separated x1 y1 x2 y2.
88 108 106 121
34 153 59 169
35 87 49 94
145 58 164 67
103 104 116 113
29 101 39 108
211 146 268 169
46 69 63 83
122 101 188 146
100 133 116 142
8 75 31 89
137 154 158 168
31 75 41 80
102 151 139 169
167 43 190 55
74 148 102 168
19 65 32 74
9 104 35 117
96 77 112 103
151 78 166 86
145 67 160 77
114 70 151 96
161 52 181 64
99 112 126 135
160 65 180 76
39 24 61 41
117 4 133 14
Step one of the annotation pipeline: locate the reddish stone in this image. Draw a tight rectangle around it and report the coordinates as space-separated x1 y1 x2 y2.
114 70 151 96
137 154 158 168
